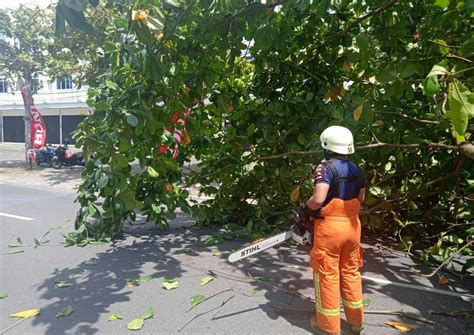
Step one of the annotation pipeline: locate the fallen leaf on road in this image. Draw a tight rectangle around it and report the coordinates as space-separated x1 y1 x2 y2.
200 276 214 286
176 248 192 254
0 292 7 299
1 250 24 255
85 259 97 266
126 275 153 287
438 276 449 285
212 252 222 257
162 278 179 290
142 307 154 320
54 280 74 288
362 298 371 306
108 312 123 321
190 295 206 308
251 288 261 296
50 224 69 230
56 306 74 318
11 308 40 318
385 321 412 332
127 318 144 330
204 234 224 245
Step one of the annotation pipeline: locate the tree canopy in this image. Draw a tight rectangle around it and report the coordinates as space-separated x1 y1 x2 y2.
51 0 473 272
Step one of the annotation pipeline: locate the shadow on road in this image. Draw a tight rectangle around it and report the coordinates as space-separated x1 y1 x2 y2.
29 217 473 335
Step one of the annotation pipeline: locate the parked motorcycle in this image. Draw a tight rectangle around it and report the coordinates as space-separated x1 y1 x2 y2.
34 145 56 166
51 140 85 169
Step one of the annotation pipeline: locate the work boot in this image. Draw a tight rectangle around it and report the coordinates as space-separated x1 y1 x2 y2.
310 315 341 335
349 325 364 334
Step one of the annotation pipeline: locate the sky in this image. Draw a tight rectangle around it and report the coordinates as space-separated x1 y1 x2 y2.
0 0 56 9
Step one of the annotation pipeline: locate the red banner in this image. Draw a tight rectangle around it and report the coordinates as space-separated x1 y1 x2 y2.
21 87 47 149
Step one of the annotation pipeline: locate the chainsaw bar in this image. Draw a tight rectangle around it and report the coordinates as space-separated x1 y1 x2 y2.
227 231 294 263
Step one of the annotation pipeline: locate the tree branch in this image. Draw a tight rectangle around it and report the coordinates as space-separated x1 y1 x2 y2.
420 240 473 278
375 111 441 125
215 1 284 26
318 0 399 50
256 142 467 161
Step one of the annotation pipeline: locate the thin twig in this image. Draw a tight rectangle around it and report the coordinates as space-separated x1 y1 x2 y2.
178 295 234 332
420 240 473 278
374 111 441 125
429 309 474 317
186 288 234 312
364 310 435 325
256 142 466 161
215 1 284 26
0 317 29 335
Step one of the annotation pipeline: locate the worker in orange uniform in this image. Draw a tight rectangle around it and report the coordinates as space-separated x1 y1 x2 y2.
298 126 366 335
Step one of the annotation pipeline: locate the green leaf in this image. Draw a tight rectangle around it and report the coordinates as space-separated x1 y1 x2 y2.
362 298 371 306
0 292 8 299
162 278 179 290
423 76 439 96
204 234 224 245
105 79 119 91
137 275 153 284
127 318 144 330
55 4 66 37
427 64 448 77
108 312 123 321
97 174 109 188
449 81 470 140
297 133 305 145
176 248 192 254
142 307 154 320
94 101 110 111
54 280 74 288
461 258 474 273
212 252 222 257
56 306 75 318
85 259 97 266
147 166 160 178
400 62 418 78
190 294 206 308
434 0 450 8
59 3 95 35
356 33 370 53
377 67 397 83
127 114 139 127
34 239 41 247
251 288 261 295
50 224 69 230
200 276 214 286
434 39 449 55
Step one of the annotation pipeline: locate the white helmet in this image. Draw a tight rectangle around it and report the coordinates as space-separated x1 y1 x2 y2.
320 126 354 155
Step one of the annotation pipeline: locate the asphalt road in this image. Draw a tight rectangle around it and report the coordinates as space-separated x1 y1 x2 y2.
0 183 473 334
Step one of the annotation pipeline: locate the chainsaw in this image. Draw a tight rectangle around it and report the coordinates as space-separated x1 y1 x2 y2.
227 209 316 263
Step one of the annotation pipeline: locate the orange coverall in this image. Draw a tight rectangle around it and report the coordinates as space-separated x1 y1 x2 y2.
310 164 364 334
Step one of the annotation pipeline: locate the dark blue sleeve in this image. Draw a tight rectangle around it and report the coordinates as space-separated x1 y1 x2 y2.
314 163 333 185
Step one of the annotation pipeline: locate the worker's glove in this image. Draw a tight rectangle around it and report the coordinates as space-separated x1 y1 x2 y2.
297 205 312 226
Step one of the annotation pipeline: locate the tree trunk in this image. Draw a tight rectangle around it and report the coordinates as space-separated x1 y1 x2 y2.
22 80 32 169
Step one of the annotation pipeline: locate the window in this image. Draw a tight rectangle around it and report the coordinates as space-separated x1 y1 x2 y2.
56 76 73 90
0 77 7 93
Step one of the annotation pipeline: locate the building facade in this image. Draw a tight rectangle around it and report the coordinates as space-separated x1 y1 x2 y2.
0 75 89 145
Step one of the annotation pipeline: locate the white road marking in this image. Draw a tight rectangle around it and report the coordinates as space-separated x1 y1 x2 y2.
271 261 473 301
0 212 34 221
362 275 474 301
